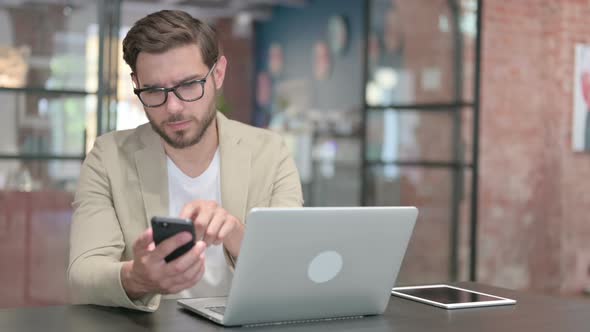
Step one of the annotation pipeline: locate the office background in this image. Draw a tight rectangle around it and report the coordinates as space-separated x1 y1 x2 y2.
0 0 588 308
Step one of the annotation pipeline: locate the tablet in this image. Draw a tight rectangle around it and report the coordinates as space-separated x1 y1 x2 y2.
391 284 516 309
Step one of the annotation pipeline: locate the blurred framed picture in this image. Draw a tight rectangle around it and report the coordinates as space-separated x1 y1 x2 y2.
572 44 590 152
313 41 331 80
328 15 349 56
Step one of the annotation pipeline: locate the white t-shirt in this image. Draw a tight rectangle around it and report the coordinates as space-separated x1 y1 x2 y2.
164 149 233 299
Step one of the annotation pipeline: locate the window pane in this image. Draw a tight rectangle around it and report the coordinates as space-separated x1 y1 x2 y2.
307 137 361 206
0 92 92 156
116 26 148 131
458 168 473 282
0 160 81 192
366 108 473 164
0 2 98 91
460 0 478 103
367 0 477 105
366 165 472 284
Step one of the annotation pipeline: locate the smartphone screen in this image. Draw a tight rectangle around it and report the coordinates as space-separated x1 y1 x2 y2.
151 216 196 263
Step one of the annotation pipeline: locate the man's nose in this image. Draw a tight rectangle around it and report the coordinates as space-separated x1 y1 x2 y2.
165 91 184 114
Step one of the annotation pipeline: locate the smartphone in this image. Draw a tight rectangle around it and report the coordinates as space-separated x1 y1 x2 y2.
151 216 196 263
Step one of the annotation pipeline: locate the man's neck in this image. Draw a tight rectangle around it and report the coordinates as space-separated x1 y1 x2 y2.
163 119 219 178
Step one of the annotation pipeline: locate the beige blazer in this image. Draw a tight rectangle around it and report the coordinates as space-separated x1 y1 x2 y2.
68 112 303 311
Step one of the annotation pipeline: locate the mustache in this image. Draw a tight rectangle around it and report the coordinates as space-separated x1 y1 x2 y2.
164 114 195 124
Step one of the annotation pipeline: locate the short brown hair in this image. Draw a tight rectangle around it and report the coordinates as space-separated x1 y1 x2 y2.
122 10 219 73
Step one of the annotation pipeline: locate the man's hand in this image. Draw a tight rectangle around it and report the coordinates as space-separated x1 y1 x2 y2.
179 200 244 258
121 228 206 300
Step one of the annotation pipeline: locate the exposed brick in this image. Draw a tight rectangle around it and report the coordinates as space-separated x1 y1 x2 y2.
479 0 590 295
214 18 254 124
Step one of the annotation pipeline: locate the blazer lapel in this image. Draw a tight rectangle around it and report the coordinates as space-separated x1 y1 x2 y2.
132 114 250 228
135 125 169 227
218 113 251 223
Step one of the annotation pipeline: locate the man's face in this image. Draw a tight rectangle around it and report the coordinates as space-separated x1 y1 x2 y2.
133 44 226 149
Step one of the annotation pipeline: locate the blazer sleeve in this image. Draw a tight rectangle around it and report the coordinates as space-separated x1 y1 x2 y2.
269 137 304 208
67 138 160 312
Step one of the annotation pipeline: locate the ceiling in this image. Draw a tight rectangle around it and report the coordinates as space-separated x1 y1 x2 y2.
123 0 307 22
1 0 307 21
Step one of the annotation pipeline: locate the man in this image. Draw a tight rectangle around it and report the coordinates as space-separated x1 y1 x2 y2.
68 10 303 312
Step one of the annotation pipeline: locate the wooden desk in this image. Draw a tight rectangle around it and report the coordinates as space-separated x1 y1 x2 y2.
0 283 588 331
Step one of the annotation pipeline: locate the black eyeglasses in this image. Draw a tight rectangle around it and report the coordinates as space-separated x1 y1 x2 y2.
133 63 217 108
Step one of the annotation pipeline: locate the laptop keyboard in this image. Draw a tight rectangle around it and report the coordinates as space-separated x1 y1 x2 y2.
207 306 226 315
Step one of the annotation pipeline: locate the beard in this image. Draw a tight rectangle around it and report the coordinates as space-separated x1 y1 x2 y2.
147 98 217 149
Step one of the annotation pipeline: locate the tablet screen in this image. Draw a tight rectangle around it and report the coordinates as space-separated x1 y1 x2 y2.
394 286 502 304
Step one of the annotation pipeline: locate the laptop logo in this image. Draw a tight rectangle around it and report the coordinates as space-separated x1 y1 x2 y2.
307 250 343 283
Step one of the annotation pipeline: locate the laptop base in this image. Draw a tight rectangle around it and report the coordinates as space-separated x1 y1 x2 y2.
179 297 368 327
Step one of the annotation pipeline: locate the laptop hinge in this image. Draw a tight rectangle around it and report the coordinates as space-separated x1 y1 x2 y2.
242 315 366 328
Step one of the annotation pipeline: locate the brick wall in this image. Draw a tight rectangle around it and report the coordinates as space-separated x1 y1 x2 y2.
480 0 590 294
215 18 254 124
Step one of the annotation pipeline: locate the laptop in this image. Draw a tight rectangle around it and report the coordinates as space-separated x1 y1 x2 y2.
178 206 418 327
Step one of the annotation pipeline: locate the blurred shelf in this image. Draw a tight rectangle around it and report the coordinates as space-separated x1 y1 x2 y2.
365 160 473 169
0 154 84 161
0 86 95 96
312 160 361 166
366 101 475 111
313 132 362 139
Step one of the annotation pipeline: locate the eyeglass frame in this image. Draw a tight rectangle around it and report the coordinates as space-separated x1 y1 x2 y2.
133 62 217 108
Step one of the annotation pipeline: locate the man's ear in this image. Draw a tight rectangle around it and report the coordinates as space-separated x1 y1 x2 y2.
130 73 139 89
213 55 227 90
